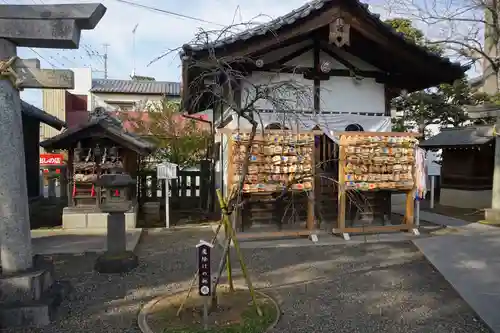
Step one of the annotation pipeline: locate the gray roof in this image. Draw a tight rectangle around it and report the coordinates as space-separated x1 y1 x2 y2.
21 100 67 130
91 79 181 96
187 0 464 73
420 126 495 148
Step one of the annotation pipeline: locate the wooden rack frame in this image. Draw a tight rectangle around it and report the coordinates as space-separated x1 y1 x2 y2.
335 131 420 240
224 128 318 239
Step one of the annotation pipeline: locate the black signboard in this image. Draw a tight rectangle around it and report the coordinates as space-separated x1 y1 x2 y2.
197 241 212 296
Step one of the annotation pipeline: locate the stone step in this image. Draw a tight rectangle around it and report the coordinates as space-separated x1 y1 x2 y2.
0 280 71 328
0 269 53 303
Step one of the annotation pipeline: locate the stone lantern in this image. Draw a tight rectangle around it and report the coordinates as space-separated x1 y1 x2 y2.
94 173 138 273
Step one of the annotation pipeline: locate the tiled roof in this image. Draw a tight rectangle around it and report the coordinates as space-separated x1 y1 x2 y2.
21 100 67 130
420 126 494 148
40 118 155 155
188 0 464 72
91 79 181 96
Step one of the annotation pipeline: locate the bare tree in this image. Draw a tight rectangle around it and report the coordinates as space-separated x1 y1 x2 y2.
386 0 500 92
155 21 377 316
158 22 325 311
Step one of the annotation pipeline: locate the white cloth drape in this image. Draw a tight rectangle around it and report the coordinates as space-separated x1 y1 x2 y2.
415 147 427 200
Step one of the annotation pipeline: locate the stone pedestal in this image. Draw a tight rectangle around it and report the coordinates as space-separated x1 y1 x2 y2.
62 206 138 229
0 256 71 328
93 174 138 274
94 212 138 274
484 208 500 224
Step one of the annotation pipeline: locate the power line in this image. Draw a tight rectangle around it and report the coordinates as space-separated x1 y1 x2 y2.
110 0 225 27
85 44 110 78
27 48 58 68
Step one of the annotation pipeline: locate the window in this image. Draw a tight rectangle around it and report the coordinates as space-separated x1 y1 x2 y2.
106 102 136 111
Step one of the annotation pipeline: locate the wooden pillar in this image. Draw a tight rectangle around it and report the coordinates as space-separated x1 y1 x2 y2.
337 136 346 231
67 147 74 207
384 85 392 117
313 37 321 112
306 37 321 231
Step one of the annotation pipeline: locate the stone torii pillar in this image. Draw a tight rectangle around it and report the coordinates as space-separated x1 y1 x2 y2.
0 3 106 327
0 3 106 273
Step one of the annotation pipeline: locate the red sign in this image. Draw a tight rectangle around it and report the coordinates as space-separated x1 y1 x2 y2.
40 154 64 166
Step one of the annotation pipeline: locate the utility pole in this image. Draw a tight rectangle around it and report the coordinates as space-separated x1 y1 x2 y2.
102 43 109 79
132 23 139 78
88 43 109 78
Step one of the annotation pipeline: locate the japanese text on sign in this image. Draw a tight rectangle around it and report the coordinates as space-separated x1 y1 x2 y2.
40 153 64 166
197 241 212 296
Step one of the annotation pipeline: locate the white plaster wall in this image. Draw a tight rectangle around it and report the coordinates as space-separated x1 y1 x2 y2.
90 93 165 110
239 43 385 115
240 72 314 111
69 68 93 111
90 93 180 111
240 71 385 115
320 77 385 114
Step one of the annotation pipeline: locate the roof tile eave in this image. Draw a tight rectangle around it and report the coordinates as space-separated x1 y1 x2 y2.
186 0 464 75
91 78 181 96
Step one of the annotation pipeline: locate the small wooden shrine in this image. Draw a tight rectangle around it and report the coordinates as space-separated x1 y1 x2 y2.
420 126 494 208
336 131 419 239
40 115 155 229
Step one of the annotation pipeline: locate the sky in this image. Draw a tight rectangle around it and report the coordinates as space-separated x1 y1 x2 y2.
6 0 463 108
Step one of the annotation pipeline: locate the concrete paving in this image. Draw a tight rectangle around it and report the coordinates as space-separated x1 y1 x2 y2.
392 204 472 227
413 229 500 332
31 228 143 255
393 199 500 333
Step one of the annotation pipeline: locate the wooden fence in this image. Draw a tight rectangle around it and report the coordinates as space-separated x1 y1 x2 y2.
138 161 213 212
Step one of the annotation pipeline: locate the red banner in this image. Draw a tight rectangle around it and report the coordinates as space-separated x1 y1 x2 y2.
40 154 64 166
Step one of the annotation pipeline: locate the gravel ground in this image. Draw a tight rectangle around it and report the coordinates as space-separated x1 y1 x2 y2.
4 228 491 333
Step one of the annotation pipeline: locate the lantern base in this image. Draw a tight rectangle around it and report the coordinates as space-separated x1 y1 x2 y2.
94 251 138 274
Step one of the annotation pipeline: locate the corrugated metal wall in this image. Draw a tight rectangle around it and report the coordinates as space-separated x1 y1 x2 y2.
41 89 66 153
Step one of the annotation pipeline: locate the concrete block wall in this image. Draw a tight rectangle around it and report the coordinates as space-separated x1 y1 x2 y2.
62 210 137 229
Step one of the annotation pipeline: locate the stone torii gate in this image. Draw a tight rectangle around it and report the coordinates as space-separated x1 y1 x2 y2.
0 3 106 327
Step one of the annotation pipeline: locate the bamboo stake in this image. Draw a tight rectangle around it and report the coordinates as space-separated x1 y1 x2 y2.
216 189 262 316
212 234 232 306
225 223 234 291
